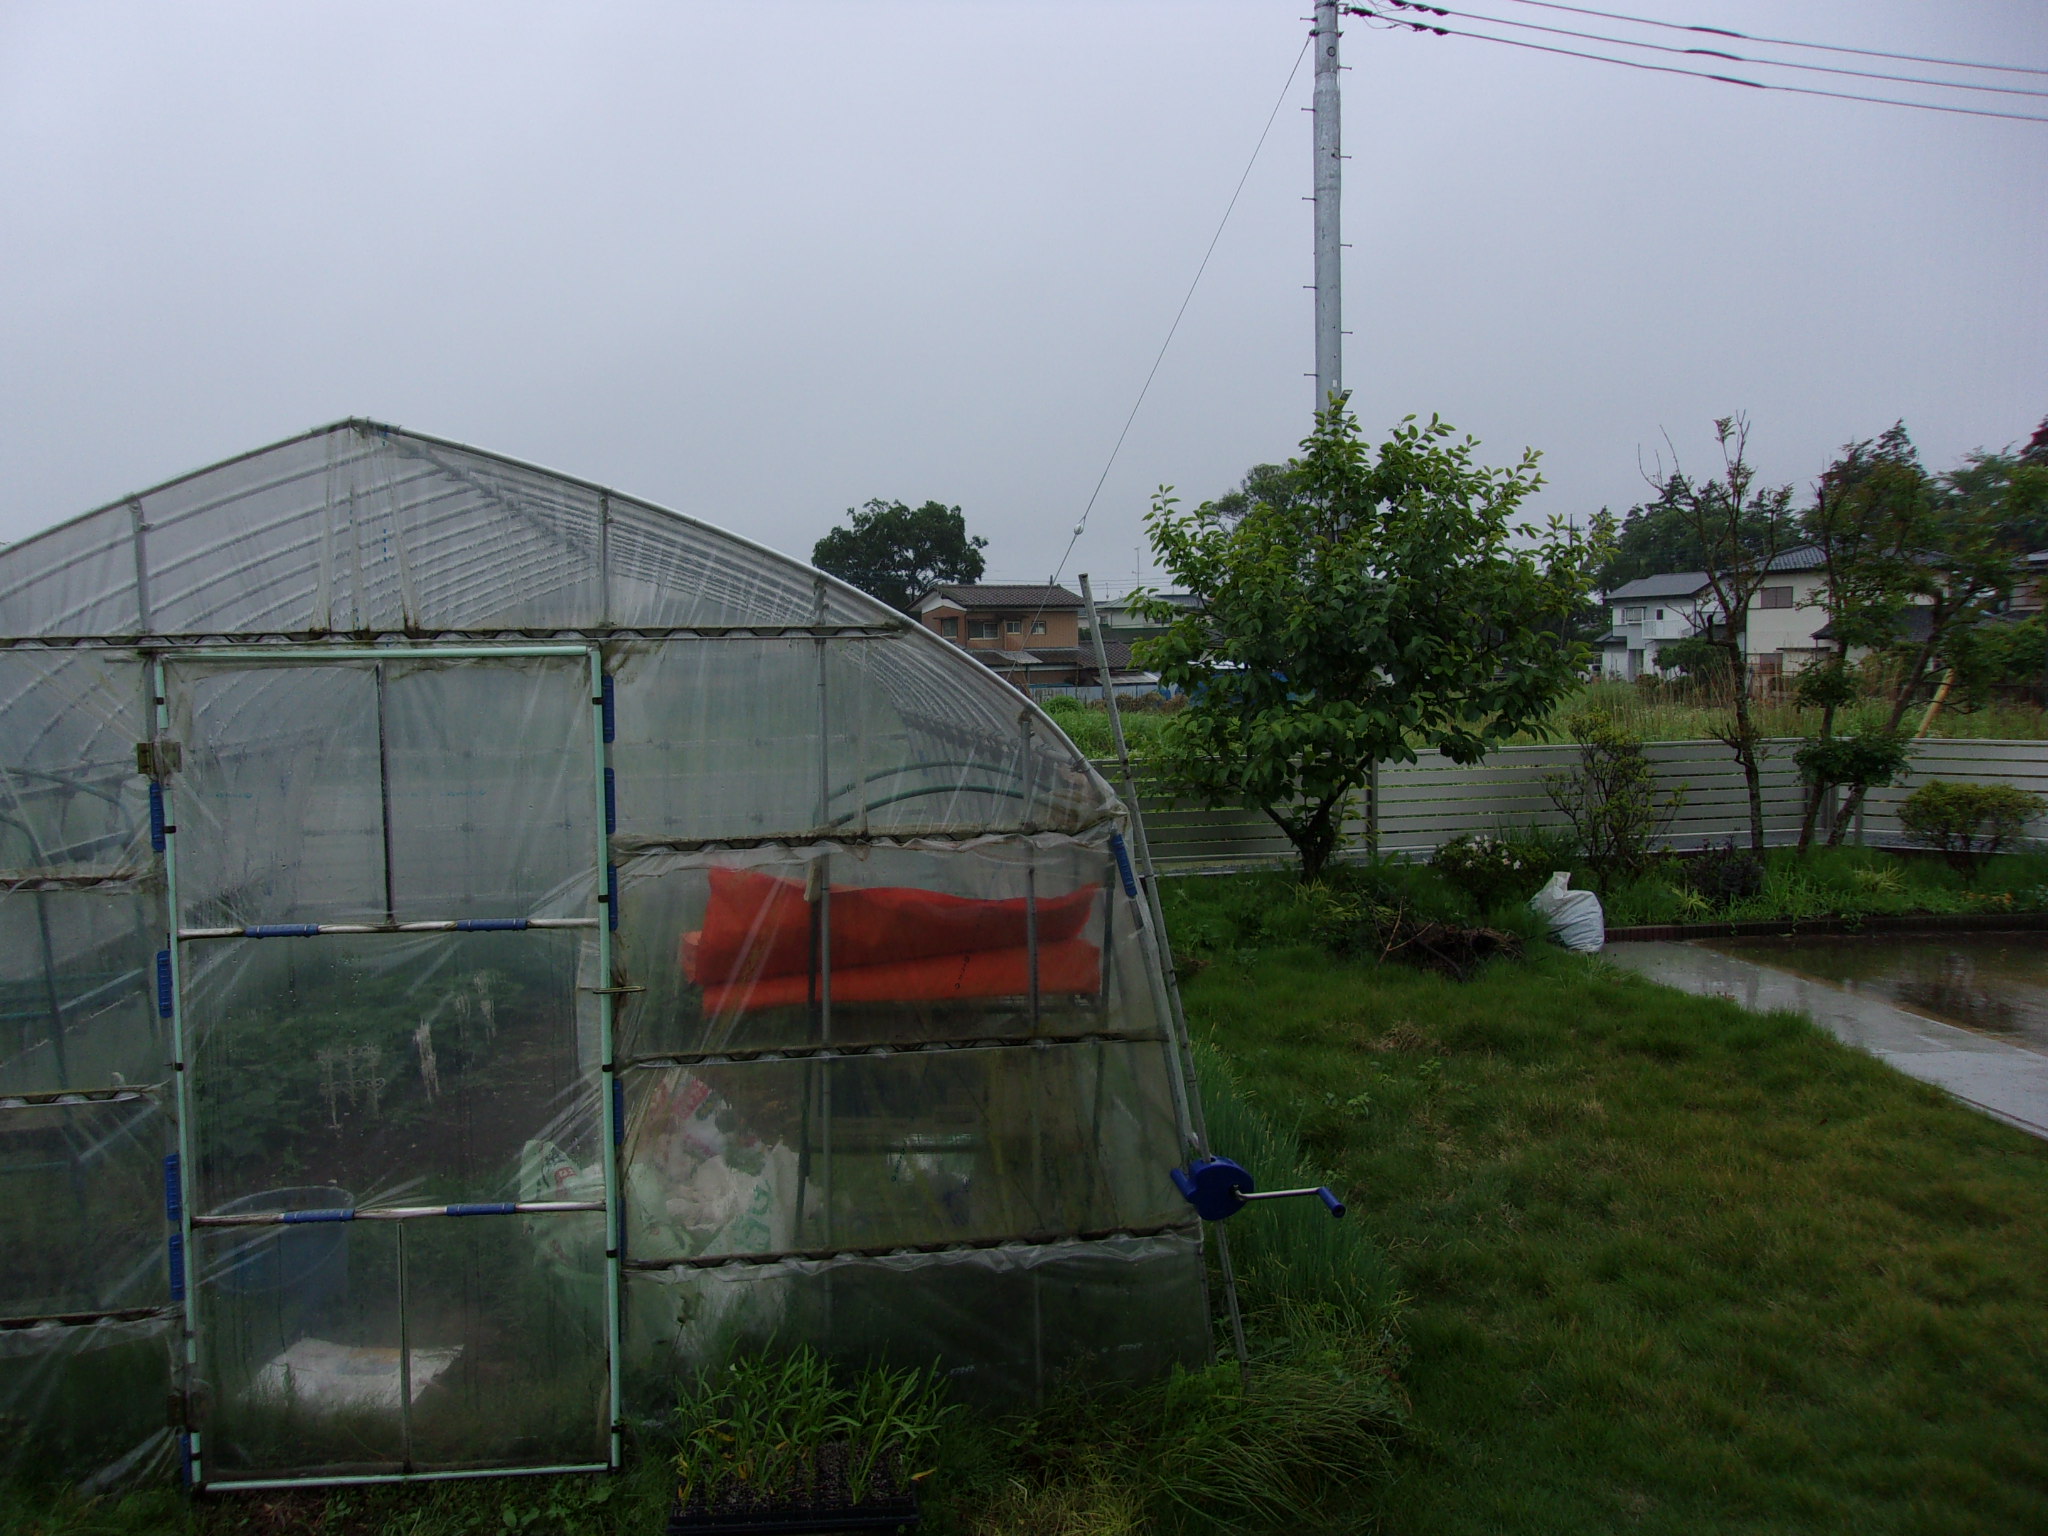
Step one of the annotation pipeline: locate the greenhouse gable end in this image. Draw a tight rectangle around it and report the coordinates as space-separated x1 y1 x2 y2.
0 420 1208 1490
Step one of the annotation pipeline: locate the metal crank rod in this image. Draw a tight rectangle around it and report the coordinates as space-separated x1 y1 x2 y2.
1169 1155 1346 1222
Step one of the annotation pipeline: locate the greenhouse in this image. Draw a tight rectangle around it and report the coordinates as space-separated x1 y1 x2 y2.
0 420 1211 1491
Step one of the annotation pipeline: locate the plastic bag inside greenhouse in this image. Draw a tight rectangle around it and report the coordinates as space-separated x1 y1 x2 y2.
0 420 1210 1492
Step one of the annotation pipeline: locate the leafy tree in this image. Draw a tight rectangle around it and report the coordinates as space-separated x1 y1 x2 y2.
1654 415 1800 854
1808 423 2027 831
1133 403 1603 881
812 499 987 614
1543 708 1684 879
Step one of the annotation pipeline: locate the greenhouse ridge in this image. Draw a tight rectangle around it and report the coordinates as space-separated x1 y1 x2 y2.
0 420 1209 1491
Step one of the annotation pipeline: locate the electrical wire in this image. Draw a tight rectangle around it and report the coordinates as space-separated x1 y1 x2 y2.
1350 7 2048 123
1025 33 1313 637
1392 2 2048 99
1491 0 2048 78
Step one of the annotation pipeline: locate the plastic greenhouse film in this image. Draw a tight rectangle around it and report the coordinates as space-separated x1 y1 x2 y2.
623 1230 1207 1410
0 887 165 1095
179 930 598 1216
0 1313 178 1491
0 652 154 878
619 1040 1185 1265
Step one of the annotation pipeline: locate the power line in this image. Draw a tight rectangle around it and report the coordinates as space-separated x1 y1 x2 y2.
1491 0 2048 79
1350 7 2048 124
1030 32 1314 624
1394 2 2048 99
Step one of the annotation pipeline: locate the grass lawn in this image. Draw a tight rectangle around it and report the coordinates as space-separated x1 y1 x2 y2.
1169 874 2048 1534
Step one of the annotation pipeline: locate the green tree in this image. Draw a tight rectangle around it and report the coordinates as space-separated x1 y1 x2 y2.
1807 423 2027 830
812 499 987 614
1654 415 1801 854
1134 403 1603 881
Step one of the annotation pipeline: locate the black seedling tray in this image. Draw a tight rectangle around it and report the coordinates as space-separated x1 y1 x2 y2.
665 1489 919 1534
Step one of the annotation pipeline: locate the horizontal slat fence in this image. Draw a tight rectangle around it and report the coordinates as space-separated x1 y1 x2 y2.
1098 738 2047 875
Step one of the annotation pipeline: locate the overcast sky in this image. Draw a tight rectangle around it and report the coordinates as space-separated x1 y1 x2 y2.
3 1 2044 593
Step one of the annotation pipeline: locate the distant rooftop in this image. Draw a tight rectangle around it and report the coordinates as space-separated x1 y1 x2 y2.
917 583 1082 611
1605 571 1711 602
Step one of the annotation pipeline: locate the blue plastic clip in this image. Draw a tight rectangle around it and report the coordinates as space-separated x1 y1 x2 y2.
1109 831 1138 899
280 1207 355 1224
600 673 616 744
604 767 617 836
167 1234 185 1300
606 865 619 930
163 1154 182 1223
149 781 167 852
178 1431 194 1488
612 1079 625 1146
446 1202 517 1217
156 951 173 1018
455 918 527 932
247 924 320 939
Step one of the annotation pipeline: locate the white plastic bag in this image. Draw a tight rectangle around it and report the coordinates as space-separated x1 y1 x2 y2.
1529 870 1605 952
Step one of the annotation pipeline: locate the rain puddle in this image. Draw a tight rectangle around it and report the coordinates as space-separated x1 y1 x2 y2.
1703 933 2048 1053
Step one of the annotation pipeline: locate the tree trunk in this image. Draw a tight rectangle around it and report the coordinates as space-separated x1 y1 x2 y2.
1795 700 1838 855
1727 655 1767 855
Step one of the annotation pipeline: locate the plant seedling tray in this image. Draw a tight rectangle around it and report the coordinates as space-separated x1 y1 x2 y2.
665 1490 919 1534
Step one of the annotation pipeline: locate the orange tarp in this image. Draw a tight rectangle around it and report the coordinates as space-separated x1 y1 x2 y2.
680 867 1103 1011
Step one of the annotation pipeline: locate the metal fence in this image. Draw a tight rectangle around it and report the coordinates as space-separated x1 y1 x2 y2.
1101 738 2048 874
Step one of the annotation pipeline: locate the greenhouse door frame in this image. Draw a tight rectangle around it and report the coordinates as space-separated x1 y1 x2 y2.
151 644 623 1491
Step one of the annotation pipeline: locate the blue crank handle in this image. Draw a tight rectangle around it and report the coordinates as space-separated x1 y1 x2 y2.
1232 1185 1347 1219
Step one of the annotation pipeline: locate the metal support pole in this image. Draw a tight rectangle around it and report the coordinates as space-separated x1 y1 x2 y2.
1313 0 1343 413
1078 574 1248 1377
588 649 624 1471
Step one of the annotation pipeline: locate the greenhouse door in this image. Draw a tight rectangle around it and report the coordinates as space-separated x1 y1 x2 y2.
155 647 619 1489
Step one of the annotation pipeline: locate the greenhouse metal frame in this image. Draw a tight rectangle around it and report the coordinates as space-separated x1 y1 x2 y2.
0 420 1213 1492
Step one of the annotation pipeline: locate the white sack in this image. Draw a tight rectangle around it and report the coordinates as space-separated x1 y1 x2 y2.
1529 870 1605 953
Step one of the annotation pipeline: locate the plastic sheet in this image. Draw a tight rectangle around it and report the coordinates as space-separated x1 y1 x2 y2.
0 887 164 1095
0 1313 177 1490
620 1039 1183 1263
0 1094 169 1319
624 1230 1206 1409
181 929 597 1215
0 650 152 877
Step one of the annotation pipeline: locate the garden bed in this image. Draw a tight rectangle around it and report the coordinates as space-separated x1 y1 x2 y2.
1606 909 2048 942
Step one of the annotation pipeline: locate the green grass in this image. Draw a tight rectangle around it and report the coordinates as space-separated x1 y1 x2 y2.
1596 845 2048 926
1526 680 2048 744
1166 874 2048 1534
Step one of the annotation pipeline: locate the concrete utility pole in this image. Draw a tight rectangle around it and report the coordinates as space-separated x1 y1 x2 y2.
1312 0 1342 412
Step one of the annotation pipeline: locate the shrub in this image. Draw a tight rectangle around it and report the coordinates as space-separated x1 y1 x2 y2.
1898 781 2047 874
1430 829 1572 911
1543 708 1685 879
1674 839 1764 909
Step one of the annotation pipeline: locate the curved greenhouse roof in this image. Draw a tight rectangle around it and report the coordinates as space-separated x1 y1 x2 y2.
0 421 1209 1493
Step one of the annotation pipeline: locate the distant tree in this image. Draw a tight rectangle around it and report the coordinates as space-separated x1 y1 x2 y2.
1596 485 1784 590
812 499 987 614
1135 403 1604 881
1209 461 1309 525
1653 415 1800 854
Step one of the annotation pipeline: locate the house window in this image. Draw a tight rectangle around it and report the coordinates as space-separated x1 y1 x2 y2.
1760 586 1794 610
1654 609 1664 620
1006 619 1022 634
969 619 998 640
1031 619 1047 635
1624 606 1646 624
939 616 959 638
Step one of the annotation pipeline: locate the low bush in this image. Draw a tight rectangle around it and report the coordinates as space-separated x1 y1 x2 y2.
1898 780 2047 875
1430 827 1577 912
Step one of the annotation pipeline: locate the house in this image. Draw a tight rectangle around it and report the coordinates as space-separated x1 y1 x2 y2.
913 582 1150 694
1596 571 1714 679
1095 591 1202 646
1597 547 1834 680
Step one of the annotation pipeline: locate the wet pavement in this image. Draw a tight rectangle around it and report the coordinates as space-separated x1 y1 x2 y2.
1603 940 2048 1140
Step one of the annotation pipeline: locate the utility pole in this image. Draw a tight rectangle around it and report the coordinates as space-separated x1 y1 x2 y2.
1313 0 1342 413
